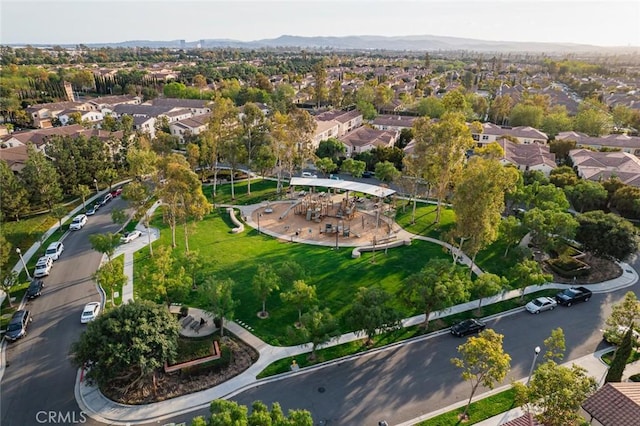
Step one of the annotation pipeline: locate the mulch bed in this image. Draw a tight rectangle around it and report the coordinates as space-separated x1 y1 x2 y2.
542 252 622 284
102 334 259 405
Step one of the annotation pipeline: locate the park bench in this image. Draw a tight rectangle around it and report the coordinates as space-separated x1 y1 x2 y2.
181 315 194 328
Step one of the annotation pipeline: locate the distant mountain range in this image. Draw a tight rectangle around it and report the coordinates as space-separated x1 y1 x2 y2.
21 34 639 53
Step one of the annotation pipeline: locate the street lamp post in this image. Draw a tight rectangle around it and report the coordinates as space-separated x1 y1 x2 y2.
257 213 262 234
93 178 99 194
526 346 541 386
16 247 32 280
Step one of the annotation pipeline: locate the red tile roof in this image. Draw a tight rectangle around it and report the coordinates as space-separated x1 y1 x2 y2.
582 382 640 426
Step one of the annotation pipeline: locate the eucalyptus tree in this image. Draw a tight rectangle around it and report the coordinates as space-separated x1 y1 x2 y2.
239 102 270 194
203 97 240 198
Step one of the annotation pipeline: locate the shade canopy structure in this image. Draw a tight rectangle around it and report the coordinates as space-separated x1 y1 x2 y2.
289 177 396 198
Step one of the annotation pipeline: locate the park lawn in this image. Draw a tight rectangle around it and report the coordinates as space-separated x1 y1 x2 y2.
2 213 60 269
417 387 517 426
134 207 451 346
203 179 282 205
395 201 456 240
474 237 525 278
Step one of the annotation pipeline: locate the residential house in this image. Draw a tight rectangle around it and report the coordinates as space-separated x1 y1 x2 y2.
556 131 640 156
0 144 29 173
86 95 141 111
169 113 211 143
58 109 104 126
569 149 640 187
0 124 87 150
133 116 156 138
316 110 363 137
26 101 91 128
472 122 548 146
580 382 640 426
370 115 417 132
339 126 398 156
312 120 341 149
148 98 212 116
494 137 556 176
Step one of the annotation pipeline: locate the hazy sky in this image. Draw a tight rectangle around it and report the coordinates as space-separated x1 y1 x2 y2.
1 0 639 47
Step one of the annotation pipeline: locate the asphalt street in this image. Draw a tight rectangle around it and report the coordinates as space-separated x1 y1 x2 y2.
0 198 126 426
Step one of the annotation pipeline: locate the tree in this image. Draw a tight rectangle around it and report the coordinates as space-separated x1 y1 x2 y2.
94 259 127 306
575 210 639 261
252 264 280 318
126 146 158 180
280 280 317 325
89 232 120 262
278 260 308 286
451 329 511 420
522 182 570 211
294 307 341 360
20 144 62 209
97 167 118 191
541 106 573 140
374 160 400 183
543 327 566 362
573 101 612 136
611 185 640 218
604 291 640 345
411 112 477 223
549 139 577 165
565 180 607 212
473 273 508 312
400 259 470 328
315 157 337 176
208 400 313 426
347 287 402 345
488 95 513 125
75 184 92 211
605 324 635 383
271 110 316 193
442 90 468 113
51 204 67 232
523 208 578 252
0 234 11 275
514 361 597 426
199 276 236 337
507 259 552 300
111 208 127 227
121 181 154 256
1 270 19 308
416 96 444 119
315 138 346 161
340 158 366 177
452 157 519 268
549 166 579 188
499 216 526 257
312 60 327 107
70 300 179 394
0 159 29 220
240 102 270 195
509 103 544 128
139 245 190 308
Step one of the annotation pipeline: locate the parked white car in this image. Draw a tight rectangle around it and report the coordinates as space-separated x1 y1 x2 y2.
120 230 142 243
44 241 64 261
81 302 101 324
33 256 53 277
69 214 88 230
525 296 557 314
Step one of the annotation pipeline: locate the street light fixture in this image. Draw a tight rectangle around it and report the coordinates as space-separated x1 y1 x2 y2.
526 346 541 386
16 247 32 280
93 178 99 193
257 213 262 234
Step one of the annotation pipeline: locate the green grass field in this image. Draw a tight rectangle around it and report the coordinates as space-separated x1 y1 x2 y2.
395 200 456 239
134 206 452 345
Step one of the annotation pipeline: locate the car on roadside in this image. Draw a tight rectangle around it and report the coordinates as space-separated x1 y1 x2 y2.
362 171 375 178
33 256 53 278
525 296 557 314
86 204 100 216
450 319 486 337
555 286 592 307
26 279 44 299
120 230 142 243
69 214 88 230
5 310 32 341
110 187 123 197
301 172 318 178
81 302 101 324
44 241 64 261
329 174 342 181
100 193 113 205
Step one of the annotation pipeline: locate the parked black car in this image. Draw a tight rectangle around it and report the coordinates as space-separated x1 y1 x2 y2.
450 319 486 337
5 310 31 342
25 279 44 299
555 286 592 306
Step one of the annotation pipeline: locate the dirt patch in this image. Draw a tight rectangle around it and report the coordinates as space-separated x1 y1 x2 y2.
542 252 622 285
102 334 259 405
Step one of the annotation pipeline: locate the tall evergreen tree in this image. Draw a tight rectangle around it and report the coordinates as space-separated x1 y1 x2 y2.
605 324 635 383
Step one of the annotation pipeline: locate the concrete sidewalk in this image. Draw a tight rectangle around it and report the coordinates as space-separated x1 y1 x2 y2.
75 201 640 425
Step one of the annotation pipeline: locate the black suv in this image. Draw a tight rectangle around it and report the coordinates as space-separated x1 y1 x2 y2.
5 310 31 342
26 279 44 299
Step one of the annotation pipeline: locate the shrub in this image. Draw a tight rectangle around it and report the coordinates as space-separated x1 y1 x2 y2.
630 373 640 382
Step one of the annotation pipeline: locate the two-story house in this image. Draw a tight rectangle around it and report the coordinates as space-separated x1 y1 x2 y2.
169 114 211 143
472 122 548 146
556 131 640 156
339 127 398 157
370 115 417 131
316 110 363 137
